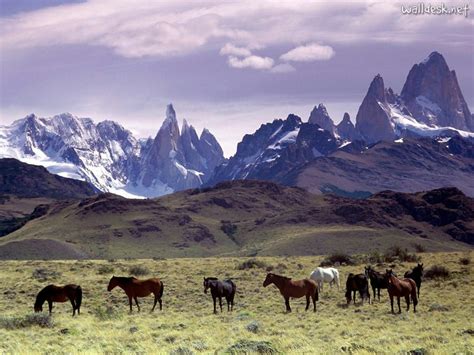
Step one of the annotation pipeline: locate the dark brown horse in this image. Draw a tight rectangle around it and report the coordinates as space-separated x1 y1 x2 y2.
34 284 82 316
365 266 389 301
263 273 318 312
385 269 418 314
404 263 423 298
107 276 163 312
345 273 370 305
203 277 236 313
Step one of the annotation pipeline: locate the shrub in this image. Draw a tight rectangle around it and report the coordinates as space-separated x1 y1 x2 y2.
226 340 279 354
424 265 450 280
460 257 471 265
237 259 267 270
129 265 150 276
413 243 426 253
320 253 355 267
383 246 420 263
0 314 53 329
32 268 61 281
97 265 114 275
92 306 122 321
169 347 194 355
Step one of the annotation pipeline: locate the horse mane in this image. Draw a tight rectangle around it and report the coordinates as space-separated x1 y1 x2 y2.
205 277 218 281
116 276 136 283
271 273 291 281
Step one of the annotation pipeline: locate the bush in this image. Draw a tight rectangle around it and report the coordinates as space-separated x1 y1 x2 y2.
383 246 420 263
92 306 122 321
97 265 114 275
320 253 355 267
237 258 267 270
169 347 194 355
32 268 61 281
0 314 54 329
460 257 471 265
413 243 426 253
226 340 279 354
129 265 149 276
424 265 450 280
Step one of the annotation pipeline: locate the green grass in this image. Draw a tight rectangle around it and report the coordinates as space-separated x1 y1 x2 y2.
0 252 473 353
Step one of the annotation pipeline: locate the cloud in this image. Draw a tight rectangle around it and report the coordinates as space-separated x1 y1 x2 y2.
227 55 274 70
0 1 471 59
219 43 252 57
280 43 335 62
270 63 296 73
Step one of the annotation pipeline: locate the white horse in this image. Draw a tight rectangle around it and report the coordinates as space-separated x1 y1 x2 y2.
309 267 340 292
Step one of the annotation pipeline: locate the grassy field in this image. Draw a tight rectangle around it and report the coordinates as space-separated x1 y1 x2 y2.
0 251 472 354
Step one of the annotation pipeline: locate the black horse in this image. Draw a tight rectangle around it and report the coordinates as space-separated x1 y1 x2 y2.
203 277 236 313
34 284 82 316
345 273 370 305
365 266 389 301
404 263 423 298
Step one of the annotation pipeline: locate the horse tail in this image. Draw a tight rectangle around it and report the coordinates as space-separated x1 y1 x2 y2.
410 280 418 306
76 286 82 312
158 280 164 299
315 286 319 301
335 270 340 287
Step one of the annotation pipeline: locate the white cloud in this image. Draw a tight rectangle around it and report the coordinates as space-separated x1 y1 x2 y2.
270 63 296 73
227 55 274 70
280 43 335 62
0 1 471 59
219 43 252 57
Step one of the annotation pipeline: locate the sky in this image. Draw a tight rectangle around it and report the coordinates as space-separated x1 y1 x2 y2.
0 0 473 156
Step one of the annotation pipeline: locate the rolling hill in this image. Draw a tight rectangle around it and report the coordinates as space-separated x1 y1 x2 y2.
0 180 471 259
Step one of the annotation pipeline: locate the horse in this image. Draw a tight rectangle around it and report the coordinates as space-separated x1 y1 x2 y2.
385 269 418 314
34 284 82 316
263 273 318 312
365 266 389 301
203 277 236 313
309 267 340 293
107 276 163 312
345 273 370 305
404 263 423 298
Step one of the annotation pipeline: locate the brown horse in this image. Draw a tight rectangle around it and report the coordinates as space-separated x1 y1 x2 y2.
34 284 82 316
263 273 318 312
385 269 418 314
107 276 164 312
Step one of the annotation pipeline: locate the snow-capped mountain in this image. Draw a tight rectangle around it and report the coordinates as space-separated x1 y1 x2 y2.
356 52 474 143
208 114 341 185
207 51 474 195
0 105 224 198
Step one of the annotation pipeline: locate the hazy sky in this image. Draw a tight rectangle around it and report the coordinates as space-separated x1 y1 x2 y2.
1 0 473 156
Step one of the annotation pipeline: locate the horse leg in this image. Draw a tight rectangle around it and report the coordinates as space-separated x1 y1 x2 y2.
219 297 223 312
305 294 310 311
353 291 356 305
311 293 317 312
405 295 410 311
128 296 133 313
69 297 76 316
134 297 140 312
417 283 421 299
48 300 53 314
213 296 217 314
372 286 376 300
390 295 394 314
285 297 291 313
397 297 401 313
152 295 158 312
378 288 381 301
226 297 230 312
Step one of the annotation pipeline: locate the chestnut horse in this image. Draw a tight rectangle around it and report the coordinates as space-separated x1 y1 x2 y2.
107 276 163 312
34 284 82 316
263 273 318 312
385 269 418 314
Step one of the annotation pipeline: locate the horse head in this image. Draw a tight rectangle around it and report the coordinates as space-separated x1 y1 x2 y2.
364 266 372 277
107 276 118 291
34 302 43 312
416 263 424 275
203 277 210 294
263 273 274 287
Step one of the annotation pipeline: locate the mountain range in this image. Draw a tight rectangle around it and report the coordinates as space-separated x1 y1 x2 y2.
1 51 473 198
0 178 471 259
0 104 224 198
